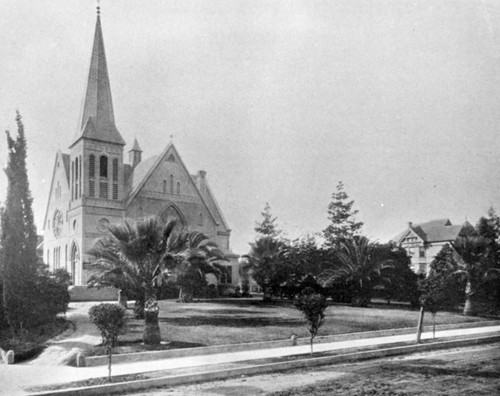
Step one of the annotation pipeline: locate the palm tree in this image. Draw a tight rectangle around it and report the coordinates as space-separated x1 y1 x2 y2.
89 217 179 345
241 236 286 302
452 235 499 316
318 236 392 307
88 237 144 315
171 231 227 302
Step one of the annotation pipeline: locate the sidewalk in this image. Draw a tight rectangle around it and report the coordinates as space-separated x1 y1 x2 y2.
1 323 499 395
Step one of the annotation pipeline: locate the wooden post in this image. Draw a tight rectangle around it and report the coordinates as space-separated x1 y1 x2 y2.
416 306 424 343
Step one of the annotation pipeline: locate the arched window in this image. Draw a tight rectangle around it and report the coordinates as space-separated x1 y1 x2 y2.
99 156 108 199
176 181 180 195
75 157 79 198
89 154 95 197
100 156 108 178
198 213 203 226
70 243 79 285
170 175 174 194
163 180 167 193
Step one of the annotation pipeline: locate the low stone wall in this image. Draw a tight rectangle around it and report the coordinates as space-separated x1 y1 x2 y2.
0 347 14 364
69 286 118 302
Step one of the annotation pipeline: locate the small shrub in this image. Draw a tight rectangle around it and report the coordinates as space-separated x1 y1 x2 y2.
88 304 126 381
295 287 328 355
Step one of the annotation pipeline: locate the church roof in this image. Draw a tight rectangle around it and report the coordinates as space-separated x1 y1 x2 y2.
71 9 125 147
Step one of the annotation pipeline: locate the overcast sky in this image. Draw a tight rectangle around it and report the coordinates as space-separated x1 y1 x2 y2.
1 0 499 254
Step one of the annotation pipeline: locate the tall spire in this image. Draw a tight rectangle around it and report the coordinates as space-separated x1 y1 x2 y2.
72 6 125 147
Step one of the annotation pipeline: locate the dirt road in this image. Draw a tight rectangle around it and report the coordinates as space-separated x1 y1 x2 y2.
125 342 500 396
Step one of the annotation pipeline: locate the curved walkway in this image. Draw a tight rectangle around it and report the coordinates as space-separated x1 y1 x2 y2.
28 302 102 366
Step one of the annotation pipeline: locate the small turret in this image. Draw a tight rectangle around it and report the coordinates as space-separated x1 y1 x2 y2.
129 138 142 168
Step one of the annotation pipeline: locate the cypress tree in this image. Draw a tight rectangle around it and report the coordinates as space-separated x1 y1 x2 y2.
1 111 39 333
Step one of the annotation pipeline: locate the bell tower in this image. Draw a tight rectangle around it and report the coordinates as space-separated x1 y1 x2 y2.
67 6 126 284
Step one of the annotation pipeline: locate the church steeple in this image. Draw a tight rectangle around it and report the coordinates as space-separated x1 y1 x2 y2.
71 6 125 147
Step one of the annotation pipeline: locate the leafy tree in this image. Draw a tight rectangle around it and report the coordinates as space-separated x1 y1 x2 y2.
0 112 39 333
476 208 500 310
89 304 126 381
255 202 282 239
294 287 328 355
477 207 500 244
452 235 499 316
428 244 464 308
241 236 288 302
319 236 392 307
419 273 448 339
323 181 363 248
375 244 419 307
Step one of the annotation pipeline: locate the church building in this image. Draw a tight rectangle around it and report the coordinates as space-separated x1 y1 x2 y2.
43 8 238 286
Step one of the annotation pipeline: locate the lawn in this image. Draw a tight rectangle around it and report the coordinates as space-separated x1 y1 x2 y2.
106 298 486 353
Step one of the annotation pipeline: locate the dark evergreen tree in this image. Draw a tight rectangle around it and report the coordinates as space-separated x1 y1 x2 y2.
255 202 282 239
476 208 500 311
323 181 363 248
1 112 39 333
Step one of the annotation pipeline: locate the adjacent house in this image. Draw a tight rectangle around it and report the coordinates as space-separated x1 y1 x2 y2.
392 218 473 275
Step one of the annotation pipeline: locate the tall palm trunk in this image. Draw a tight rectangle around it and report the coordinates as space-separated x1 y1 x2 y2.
463 280 478 316
178 287 194 303
143 288 161 345
263 286 273 302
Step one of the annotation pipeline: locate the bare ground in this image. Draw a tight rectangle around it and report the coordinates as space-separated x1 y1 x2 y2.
126 343 500 396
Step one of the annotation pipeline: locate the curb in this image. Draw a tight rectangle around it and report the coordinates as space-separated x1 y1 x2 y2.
84 320 500 366
29 334 500 396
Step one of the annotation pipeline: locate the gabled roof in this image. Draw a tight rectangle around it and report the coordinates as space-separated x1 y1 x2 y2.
125 143 225 229
71 10 125 147
394 218 469 245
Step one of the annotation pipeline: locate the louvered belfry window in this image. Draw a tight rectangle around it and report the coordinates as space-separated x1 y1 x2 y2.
112 158 118 200
89 154 95 197
99 156 108 199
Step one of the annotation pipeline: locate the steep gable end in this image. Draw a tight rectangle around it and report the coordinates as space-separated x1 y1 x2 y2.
43 151 71 230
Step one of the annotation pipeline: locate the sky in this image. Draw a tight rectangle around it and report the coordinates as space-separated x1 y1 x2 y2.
1 0 499 254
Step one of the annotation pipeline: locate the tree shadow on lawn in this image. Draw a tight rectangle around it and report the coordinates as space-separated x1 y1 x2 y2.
195 299 294 308
159 315 303 327
168 309 268 316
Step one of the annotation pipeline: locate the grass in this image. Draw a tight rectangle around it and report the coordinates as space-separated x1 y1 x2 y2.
97 298 486 354
0 318 69 362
